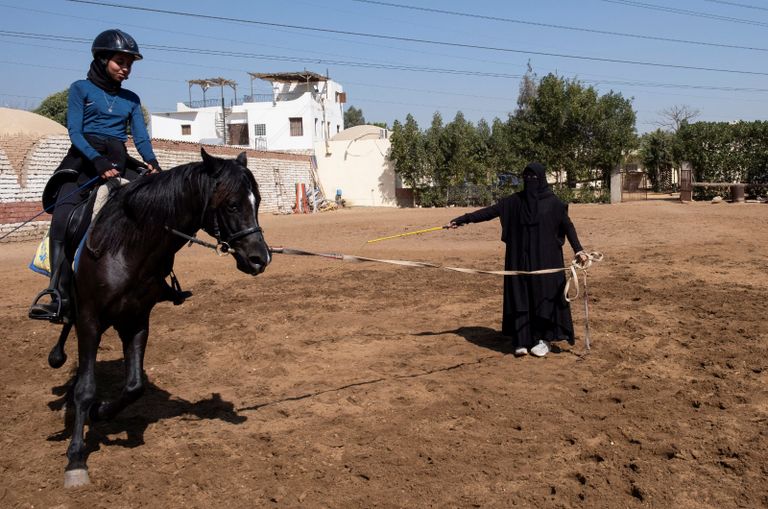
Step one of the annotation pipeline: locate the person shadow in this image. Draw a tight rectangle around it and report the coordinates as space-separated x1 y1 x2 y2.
414 326 569 355
414 326 514 353
46 359 246 460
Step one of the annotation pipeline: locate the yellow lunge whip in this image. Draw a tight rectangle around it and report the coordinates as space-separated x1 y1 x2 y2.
366 226 446 244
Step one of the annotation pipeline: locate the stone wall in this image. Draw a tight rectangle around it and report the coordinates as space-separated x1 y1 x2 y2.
0 135 314 242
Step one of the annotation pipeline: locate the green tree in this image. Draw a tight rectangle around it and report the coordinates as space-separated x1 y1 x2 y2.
442 111 484 186
389 114 426 189
510 72 636 187
591 91 638 184
424 111 446 184
640 129 676 191
34 89 69 126
344 105 366 128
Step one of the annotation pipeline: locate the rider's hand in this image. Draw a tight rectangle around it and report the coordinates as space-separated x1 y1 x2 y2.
146 159 162 173
574 252 589 266
94 156 117 178
446 221 460 229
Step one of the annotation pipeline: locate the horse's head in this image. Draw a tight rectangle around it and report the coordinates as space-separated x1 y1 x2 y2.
201 148 271 275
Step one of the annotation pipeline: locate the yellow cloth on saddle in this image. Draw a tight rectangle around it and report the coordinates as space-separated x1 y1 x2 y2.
30 229 51 276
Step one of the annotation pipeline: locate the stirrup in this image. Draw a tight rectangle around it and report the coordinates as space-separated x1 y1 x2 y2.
169 271 192 305
28 289 66 323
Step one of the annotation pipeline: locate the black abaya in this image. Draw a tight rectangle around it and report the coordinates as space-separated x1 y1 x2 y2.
452 163 583 348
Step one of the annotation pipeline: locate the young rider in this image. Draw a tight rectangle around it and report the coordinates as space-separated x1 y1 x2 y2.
29 29 183 322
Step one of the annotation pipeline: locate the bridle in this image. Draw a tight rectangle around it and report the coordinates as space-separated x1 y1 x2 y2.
165 209 263 256
209 213 263 255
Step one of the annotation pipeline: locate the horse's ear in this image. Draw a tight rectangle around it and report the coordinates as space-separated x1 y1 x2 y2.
200 147 222 176
236 151 247 167
201 147 213 164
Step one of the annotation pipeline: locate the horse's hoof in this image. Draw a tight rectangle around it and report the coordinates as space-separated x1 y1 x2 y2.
48 350 67 369
63 468 90 488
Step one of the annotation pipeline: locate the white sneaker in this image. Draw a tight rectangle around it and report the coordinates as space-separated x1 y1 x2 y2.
514 347 528 357
530 340 550 357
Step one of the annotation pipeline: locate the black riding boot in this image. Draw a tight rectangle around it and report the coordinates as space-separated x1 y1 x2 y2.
29 239 72 323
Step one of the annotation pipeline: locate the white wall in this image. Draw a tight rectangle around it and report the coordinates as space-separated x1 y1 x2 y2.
313 137 397 207
151 109 219 143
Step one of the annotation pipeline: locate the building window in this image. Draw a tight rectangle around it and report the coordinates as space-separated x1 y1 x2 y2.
181 124 191 135
254 123 266 136
289 117 303 136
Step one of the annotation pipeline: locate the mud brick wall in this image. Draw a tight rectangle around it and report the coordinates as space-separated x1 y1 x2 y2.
0 135 314 242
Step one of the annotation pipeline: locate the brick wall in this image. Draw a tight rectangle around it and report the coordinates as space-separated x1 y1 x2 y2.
0 135 314 242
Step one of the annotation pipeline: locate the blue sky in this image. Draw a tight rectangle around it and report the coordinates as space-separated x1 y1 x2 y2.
1 0 767 133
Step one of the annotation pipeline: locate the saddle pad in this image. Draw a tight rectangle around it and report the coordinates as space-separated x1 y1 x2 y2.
28 229 86 277
28 229 52 277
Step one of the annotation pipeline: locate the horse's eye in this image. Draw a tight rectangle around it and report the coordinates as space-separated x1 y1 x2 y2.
226 202 239 213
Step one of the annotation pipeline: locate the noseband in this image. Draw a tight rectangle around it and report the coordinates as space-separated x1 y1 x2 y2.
210 214 263 256
164 212 263 257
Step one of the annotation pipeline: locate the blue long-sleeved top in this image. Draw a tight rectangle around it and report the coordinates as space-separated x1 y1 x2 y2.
67 79 156 164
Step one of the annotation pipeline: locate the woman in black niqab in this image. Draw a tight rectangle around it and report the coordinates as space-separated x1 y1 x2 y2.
449 162 588 357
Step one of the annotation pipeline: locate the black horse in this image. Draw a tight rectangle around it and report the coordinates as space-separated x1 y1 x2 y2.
49 148 270 487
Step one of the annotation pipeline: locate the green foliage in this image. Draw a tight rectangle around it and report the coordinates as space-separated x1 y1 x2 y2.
387 67 637 207
344 105 366 128
371 121 388 129
389 115 426 189
676 120 768 199
553 184 610 204
677 121 768 186
34 89 69 126
511 73 637 186
639 129 676 191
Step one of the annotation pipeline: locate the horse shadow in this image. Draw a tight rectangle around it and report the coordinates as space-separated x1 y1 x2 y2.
46 359 246 458
414 326 514 353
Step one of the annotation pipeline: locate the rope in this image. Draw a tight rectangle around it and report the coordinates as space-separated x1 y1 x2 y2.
163 231 603 353
0 175 100 242
271 247 603 300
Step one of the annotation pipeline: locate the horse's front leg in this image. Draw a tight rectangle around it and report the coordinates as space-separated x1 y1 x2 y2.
64 320 102 488
90 317 149 422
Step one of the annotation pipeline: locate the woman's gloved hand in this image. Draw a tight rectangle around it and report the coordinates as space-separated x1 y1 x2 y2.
446 215 467 229
94 156 119 179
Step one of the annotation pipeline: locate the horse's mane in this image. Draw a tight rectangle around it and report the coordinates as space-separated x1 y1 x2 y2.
89 157 257 255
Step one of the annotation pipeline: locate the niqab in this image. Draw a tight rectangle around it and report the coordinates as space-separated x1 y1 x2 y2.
519 162 554 225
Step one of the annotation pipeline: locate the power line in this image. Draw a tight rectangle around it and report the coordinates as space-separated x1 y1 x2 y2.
5 31 768 96
353 0 768 53
598 0 768 28
703 0 768 11
64 0 768 77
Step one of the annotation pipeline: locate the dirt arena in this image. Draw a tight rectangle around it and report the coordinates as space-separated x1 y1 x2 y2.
1 199 766 508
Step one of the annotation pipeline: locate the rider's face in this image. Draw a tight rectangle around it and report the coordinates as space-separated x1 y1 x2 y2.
106 53 134 82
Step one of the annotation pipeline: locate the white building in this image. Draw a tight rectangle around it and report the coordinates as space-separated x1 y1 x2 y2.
314 125 411 207
150 71 346 153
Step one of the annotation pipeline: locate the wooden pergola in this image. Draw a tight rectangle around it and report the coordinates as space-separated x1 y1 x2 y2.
247 71 327 97
187 77 238 105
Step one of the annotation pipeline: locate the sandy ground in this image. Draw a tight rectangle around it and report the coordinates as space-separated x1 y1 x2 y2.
1 198 767 508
